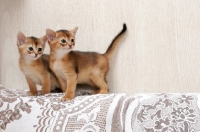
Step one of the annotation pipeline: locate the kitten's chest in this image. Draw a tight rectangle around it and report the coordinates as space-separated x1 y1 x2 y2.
52 60 66 80
21 65 42 84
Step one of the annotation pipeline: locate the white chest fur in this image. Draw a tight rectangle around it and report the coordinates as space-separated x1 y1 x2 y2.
52 60 66 80
21 66 42 85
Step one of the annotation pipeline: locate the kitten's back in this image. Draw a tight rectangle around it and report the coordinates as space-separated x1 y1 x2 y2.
66 51 108 74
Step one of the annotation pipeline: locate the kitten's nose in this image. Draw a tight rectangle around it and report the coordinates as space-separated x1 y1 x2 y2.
69 45 72 48
35 54 38 57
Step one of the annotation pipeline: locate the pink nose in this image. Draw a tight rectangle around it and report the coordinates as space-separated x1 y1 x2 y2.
69 45 72 48
35 54 38 57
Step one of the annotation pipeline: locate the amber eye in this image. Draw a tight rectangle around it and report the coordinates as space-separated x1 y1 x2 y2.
28 47 33 51
61 39 66 43
38 48 42 52
71 39 74 43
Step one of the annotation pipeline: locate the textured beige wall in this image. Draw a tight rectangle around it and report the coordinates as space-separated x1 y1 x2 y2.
1 0 200 94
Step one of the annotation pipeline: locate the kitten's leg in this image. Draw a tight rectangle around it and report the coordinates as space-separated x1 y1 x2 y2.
41 74 51 95
26 77 38 96
90 75 108 94
61 74 77 101
57 76 67 92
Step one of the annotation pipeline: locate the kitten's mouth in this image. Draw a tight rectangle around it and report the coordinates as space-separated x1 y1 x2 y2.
32 57 38 60
31 56 39 59
63 47 73 50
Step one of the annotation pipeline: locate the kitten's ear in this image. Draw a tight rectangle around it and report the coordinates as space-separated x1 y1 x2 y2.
40 35 48 47
70 27 78 35
17 32 26 46
46 29 56 42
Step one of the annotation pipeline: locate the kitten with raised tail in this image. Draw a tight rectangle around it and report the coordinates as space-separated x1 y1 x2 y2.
17 32 60 95
46 24 127 101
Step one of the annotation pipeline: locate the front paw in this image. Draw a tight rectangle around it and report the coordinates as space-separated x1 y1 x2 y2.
61 96 73 102
28 91 38 96
92 90 101 94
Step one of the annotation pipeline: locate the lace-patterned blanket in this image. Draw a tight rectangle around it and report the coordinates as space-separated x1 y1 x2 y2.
0 85 200 132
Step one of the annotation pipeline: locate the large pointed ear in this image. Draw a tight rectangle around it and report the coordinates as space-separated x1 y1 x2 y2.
70 27 78 36
46 29 56 42
17 32 26 46
40 35 48 47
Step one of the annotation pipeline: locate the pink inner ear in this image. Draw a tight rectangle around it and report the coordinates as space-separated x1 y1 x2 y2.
17 33 26 46
46 29 56 42
18 39 25 44
48 34 55 41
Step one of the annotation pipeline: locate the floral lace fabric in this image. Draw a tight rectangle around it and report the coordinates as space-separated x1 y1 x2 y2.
0 85 200 132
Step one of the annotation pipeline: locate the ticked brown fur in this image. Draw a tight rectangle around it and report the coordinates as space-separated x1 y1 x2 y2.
46 24 127 101
17 32 60 95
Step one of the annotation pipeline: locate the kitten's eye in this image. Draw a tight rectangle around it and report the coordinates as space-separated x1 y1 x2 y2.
28 47 33 51
38 48 42 52
71 39 74 43
61 39 66 43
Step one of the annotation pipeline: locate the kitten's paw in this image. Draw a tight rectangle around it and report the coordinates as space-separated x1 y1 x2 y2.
41 87 50 95
61 96 73 102
99 88 108 94
42 91 50 95
28 91 38 96
92 90 100 94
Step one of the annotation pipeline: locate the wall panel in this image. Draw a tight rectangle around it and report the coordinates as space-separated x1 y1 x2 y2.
1 0 200 94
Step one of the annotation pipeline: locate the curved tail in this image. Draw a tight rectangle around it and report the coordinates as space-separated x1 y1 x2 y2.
104 23 127 59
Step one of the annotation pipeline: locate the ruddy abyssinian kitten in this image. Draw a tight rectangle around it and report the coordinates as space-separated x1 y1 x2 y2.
46 24 127 101
17 32 60 95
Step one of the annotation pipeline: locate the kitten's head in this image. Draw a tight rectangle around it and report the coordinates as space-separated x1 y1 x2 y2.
46 27 78 52
17 32 47 60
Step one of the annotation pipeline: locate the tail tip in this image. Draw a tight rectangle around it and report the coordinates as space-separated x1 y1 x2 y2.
123 23 127 31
